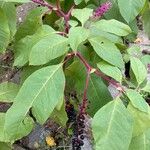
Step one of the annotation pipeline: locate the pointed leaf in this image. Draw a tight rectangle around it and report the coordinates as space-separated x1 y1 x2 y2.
0 7 10 52
87 74 112 116
5 64 65 140
0 82 19 102
129 128 150 150
130 57 147 85
89 37 124 68
117 0 146 23
92 98 133 150
68 27 89 50
97 61 122 83
15 7 47 41
0 113 33 142
127 103 150 136
29 34 68 65
72 8 93 26
91 19 131 36
0 3 16 39
14 25 55 67
126 89 149 113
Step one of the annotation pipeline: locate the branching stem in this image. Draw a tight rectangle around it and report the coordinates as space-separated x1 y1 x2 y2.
31 0 75 33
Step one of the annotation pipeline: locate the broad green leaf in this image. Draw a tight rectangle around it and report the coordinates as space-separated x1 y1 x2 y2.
97 61 122 83
5 64 65 140
143 8 150 38
127 103 150 136
92 98 133 150
141 55 150 66
141 81 150 93
129 128 150 150
0 82 19 102
68 27 89 50
72 8 93 26
15 7 47 41
0 113 33 142
74 0 83 5
51 100 67 126
14 25 55 67
117 0 146 23
126 89 149 113
91 19 131 36
130 57 147 85
89 37 124 69
29 34 68 65
0 7 10 52
0 142 11 150
69 20 78 27
0 3 16 39
87 74 112 116
127 45 141 57
90 27 123 44
0 113 6 141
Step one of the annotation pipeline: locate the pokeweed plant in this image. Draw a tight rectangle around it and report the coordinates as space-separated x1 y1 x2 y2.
0 0 150 149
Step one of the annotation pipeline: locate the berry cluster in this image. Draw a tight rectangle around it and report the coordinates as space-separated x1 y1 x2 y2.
72 114 85 150
92 1 112 19
65 101 76 123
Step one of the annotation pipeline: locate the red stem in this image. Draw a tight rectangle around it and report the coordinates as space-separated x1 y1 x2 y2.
75 52 124 92
80 70 90 113
32 0 75 34
76 52 91 71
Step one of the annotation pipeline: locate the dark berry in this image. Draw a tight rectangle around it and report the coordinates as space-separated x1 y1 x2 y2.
78 130 84 135
79 115 85 120
76 147 81 150
79 123 85 128
79 140 84 146
80 135 84 140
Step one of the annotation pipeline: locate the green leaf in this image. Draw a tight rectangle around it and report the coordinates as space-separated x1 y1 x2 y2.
130 57 147 85
92 98 133 150
87 74 112 116
0 142 11 150
0 7 10 52
127 45 141 57
29 34 68 65
126 89 149 113
0 113 7 142
14 25 55 67
0 113 33 142
5 64 65 140
51 99 67 126
0 82 19 102
72 8 93 26
91 19 131 36
117 0 146 23
15 7 47 41
89 37 124 69
143 8 150 38
74 0 83 5
97 61 122 83
141 55 150 66
127 103 150 136
90 27 123 44
0 3 16 39
129 128 150 150
68 27 89 50
141 81 150 93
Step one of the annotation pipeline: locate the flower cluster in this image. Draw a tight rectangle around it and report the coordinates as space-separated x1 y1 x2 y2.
92 1 112 19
